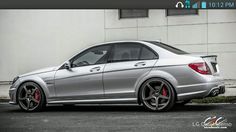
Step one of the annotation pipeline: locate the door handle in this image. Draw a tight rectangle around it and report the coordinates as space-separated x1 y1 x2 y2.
134 62 146 67
90 66 101 72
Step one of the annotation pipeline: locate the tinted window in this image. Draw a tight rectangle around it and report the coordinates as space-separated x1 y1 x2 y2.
71 45 110 67
140 46 157 60
111 43 141 62
148 41 188 55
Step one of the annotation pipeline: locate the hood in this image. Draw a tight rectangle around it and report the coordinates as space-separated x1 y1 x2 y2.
19 66 57 77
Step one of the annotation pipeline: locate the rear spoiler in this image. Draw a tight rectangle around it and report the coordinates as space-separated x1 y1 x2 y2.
200 55 217 58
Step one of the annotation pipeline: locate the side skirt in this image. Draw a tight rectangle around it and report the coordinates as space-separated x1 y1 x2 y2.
47 98 138 104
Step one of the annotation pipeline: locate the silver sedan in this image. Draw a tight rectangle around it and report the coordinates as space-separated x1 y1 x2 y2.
9 40 225 112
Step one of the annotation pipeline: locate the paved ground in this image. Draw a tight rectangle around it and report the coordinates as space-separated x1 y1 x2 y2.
0 102 235 132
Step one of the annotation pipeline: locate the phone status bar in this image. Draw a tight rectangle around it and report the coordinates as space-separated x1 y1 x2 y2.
175 0 235 9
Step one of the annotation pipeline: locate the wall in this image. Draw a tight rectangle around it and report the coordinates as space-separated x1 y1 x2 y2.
0 9 236 81
0 10 105 81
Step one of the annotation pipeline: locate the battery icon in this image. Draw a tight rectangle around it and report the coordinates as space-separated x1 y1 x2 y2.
201 1 207 8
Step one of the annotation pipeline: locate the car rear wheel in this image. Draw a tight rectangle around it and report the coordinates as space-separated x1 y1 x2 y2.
140 78 175 111
17 82 45 112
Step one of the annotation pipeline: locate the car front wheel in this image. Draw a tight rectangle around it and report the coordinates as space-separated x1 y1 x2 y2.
17 82 45 112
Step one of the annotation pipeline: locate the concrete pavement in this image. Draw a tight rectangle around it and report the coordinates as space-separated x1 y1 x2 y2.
0 103 235 132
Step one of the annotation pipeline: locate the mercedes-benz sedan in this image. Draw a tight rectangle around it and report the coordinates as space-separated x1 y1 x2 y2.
9 40 225 112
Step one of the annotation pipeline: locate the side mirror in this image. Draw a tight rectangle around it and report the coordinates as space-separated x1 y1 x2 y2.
64 62 71 70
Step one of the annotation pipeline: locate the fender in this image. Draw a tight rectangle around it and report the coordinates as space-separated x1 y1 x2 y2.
18 75 50 102
134 69 178 97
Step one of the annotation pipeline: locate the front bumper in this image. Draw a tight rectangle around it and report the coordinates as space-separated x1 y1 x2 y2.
9 87 17 105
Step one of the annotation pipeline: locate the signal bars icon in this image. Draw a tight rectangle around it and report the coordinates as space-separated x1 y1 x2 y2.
192 1 200 8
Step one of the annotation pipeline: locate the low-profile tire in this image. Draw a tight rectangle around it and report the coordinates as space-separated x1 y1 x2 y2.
139 78 175 112
17 82 45 112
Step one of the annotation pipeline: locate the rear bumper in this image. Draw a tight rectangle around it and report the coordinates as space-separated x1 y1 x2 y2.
207 85 225 97
176 76 225 101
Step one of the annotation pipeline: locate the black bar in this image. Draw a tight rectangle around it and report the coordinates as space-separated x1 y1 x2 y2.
0 0 235 9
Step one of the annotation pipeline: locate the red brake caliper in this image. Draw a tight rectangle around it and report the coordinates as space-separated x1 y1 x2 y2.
34 89 41 102
162 86 167 96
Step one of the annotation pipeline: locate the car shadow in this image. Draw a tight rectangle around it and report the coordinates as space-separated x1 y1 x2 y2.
7 103 221 113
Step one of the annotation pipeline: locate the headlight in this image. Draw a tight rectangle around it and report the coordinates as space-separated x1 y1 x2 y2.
12 76 19 84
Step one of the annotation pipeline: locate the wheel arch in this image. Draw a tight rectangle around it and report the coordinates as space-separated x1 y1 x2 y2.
135 70 178 104
16 77 49 104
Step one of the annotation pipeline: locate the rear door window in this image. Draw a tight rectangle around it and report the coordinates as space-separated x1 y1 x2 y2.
111 43 141 62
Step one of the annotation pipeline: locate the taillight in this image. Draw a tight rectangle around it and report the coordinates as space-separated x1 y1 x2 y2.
188 62 211 75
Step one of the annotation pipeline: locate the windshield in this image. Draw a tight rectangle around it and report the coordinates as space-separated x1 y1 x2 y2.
147 41 189 55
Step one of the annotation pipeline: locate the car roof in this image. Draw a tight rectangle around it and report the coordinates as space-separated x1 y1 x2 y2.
93 40 160 46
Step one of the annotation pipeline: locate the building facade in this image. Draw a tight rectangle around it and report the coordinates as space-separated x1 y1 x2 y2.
0 9 236 81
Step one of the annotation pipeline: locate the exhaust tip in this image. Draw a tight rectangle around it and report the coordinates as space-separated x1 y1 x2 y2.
210 89 219 97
